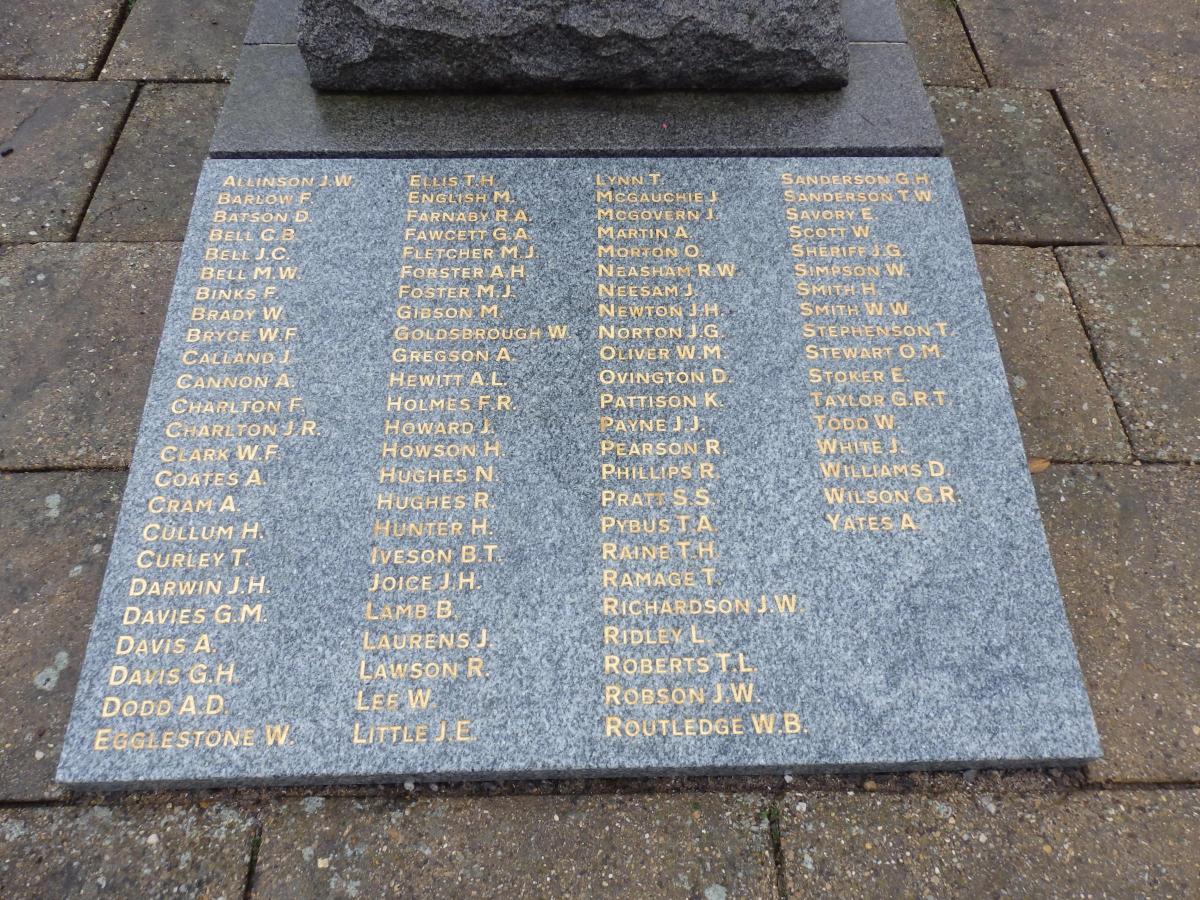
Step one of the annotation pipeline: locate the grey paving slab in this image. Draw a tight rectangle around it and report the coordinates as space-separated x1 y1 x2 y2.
975 246 1129 462
246 0 298 44
101 0 257 81
1060 87 1200 245
253 794 775 899
958 0 1200 90
930 87 1117 244
0 243 176 469
0 0 122 79
781 788 1200 895
1036 468 1200 787
0 81 134 244
0 804 254 895
248 0 908 46
895 0 986 87
0 472 125 801
1036 465 1200 784
80 83 227 243
1057 248 1200 462
211 43 942 157
59 157 1095 789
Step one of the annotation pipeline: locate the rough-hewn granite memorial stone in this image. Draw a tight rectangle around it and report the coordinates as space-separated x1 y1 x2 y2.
58 156 1100 789
297 0 850 91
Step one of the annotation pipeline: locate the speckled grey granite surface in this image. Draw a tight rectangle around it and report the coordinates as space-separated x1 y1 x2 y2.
243 0 907 46
210 43 942 157
841 0 907 42
58 157 1098 788
246 0 298 44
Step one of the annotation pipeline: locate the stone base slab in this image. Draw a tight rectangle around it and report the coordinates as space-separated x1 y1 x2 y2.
211 43 941 158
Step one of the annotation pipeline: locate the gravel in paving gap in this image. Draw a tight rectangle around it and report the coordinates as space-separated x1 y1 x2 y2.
0 243 178 468
0 804 255 896
0 472 125 801
930 87 1117 244
894 0 986 87
958 0 1200 91
1057 247 1200 461
0 81 134 244
252 794 777 899
1035 465 1200 784
80 83 227 242
101 0 258 81
0 1 124 79
780 788 1200 896
1059 86 1200 245
975 245 1130 461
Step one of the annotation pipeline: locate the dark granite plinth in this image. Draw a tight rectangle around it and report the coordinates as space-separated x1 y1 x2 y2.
246 0 298 44
58 156 1097 789
841 0 907 42
210 43 941 158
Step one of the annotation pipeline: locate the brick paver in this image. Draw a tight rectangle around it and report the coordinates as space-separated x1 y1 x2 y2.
0 0 123 79
895 0 986 87
101 0 257 82
930 87 1117 244
781 788 1200 896
0 81 134 243
958 0 1200 90
0 472 124 800
976 245 1129 461
1036 464 1200 784
1058 247 1200 461
79 83 226 242
0 243 176 468
0 804 254 895
1060 87 1200 246
253 794 777 899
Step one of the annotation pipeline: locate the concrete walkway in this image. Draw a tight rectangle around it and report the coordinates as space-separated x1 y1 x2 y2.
1 1 1197 895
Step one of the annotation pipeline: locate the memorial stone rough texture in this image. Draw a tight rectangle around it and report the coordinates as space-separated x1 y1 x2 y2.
297 0 850 91
58 156 1100 789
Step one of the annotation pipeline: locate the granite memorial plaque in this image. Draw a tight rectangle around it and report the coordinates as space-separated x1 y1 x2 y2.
58 156 1099 788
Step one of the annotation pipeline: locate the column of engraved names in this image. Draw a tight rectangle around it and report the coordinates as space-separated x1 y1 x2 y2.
354 169 541 749
91 170 339 756
780 168 958 534
594 170 806 744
